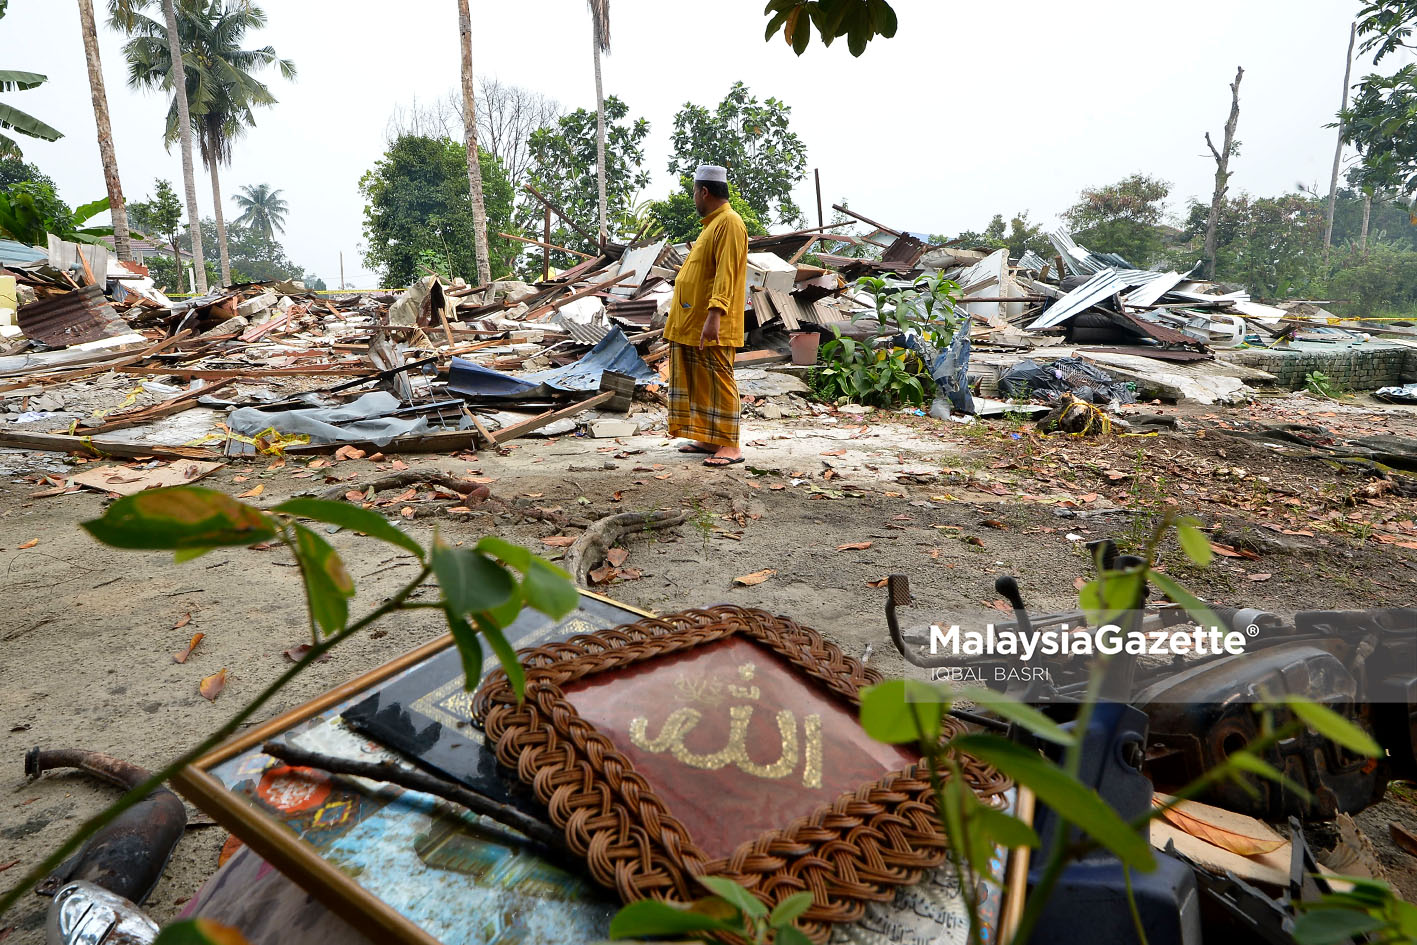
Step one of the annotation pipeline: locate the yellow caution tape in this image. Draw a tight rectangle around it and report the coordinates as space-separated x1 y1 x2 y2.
184 424 310 455
91 384 144 419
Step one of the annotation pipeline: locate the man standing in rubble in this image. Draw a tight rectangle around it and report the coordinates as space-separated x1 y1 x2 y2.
666 164 748 467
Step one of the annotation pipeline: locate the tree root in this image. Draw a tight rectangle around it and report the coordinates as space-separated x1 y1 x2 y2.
318 471 491 503
563 509 686 586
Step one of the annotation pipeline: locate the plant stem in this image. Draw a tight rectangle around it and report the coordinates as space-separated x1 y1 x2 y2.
0 564 431 920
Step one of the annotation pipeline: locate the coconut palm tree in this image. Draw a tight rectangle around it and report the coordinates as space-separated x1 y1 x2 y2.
78 0 133 261
110 0 207 292
119 0 293 286
457 0 490 285
587 0 609 245
0 3 63 157
232 182 287 250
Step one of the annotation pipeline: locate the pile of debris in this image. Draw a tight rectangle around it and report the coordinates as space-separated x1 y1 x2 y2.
2 198 1413 468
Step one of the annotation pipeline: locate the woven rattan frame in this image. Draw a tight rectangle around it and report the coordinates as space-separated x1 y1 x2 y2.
473 605 1012 943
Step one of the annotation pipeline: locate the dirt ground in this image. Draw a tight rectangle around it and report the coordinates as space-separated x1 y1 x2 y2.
2 390 1417 940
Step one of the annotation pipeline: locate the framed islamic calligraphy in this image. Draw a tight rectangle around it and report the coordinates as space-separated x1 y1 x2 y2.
473 604 1014 945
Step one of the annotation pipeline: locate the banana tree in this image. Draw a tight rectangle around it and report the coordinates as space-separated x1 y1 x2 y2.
0 192 114 247
0 1 64 156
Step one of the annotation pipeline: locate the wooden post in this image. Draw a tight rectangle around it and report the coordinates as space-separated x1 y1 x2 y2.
339 251 345 291
543 206 551 281
815 168 823 229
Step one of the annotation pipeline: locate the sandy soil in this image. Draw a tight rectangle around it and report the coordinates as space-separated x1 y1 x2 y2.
1 394 1416 940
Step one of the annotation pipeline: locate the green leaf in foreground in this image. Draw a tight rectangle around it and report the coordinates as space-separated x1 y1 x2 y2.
952 734 1155 871
432 541 517 616
1282 697 1382 757
83 486 276 552
292 523 354 635
1147 571 1223 638
1176 518 1214 567
769 891 815 928
859 679 947 744
1291 908 1385 945
608 897 739 939
956 687 1075 747
522 556 579 618
698 875 767 919
152 918 251 945
445 607 485 691
477 616 526 702
276 498 424 560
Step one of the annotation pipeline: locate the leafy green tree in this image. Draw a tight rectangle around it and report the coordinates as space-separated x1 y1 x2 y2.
0 3 63 156
127 178 183 258
523 95 649 268
1328 240 1417 313
233 183 288 246
1062 173 1170 268
1341 3 1417 197
120 0 295 286
0 185 111 247
763 0 897 56
0 153 55 191
646 176 766 244
360 134 514 286
667 82 808 227
949 212 1050 259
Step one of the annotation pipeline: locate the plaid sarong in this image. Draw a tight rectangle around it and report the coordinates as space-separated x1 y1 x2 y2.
667 342 740 447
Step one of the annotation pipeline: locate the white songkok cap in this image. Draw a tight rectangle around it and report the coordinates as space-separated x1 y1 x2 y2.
693 164 728 184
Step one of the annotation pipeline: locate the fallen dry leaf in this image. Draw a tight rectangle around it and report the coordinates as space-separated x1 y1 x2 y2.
345 490 365 503
1154 799 1284 857
654 473 673 480
236 484 264 499
541 535 577 547
399 506 415 519
1390 821 1417 858
233 475 249 483
16 539 38 550
173 632 204 664
391 459 410 471
836 541 873 551
282 643 330 663
368 452 385 462
307 459 329 469
866 577 889 588
606 547 629 567
820 449 846 457
199 669 228 702
523 492 544 499
733 569 776 586
334 446 366 462
1248 573 1273 582
589 565 617 585
769 483 786 491
219 834 245 868
174 613 191 630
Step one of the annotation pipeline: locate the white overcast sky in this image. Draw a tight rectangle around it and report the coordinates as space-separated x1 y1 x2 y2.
3 0 1376 287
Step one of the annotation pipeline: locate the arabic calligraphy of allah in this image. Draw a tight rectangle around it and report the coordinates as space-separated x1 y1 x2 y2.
562 636 918 860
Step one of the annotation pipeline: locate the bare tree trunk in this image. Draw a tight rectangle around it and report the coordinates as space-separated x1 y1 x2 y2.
78 0 131 262
458 0 492 285
592 23 608 246
161 0 206 294
1203 66 1244 281
1360 191 1372 255
208 157 231 286
1324 23 1356 265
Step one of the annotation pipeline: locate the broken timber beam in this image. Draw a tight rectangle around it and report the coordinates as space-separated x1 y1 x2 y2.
829 203 903 238
488 390 615 445
523 271 637 321
0 430 221 461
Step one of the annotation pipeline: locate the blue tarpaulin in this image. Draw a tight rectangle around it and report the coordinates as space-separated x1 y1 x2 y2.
448 326 655 399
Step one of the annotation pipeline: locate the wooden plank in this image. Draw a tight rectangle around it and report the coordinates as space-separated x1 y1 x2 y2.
0 429 222 461
79 378 235 435
489 390 614 445
523 271 637 322
114 365 373 379
735 349 789 367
